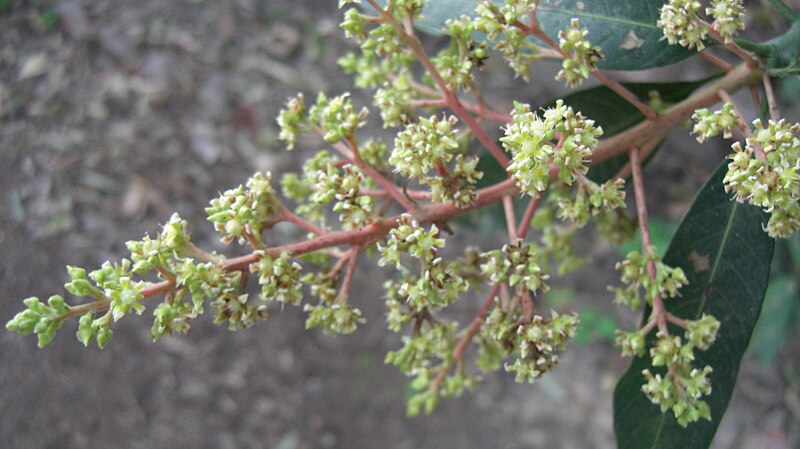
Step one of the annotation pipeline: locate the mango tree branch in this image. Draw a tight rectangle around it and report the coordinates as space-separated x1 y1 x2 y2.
592 63 762 163
43 62 763 328
52 178 521 323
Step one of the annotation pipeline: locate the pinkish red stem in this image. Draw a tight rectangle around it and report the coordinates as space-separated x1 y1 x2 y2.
278 207 327 236
336 248 361 304
503 195 519 242
629 146 667 334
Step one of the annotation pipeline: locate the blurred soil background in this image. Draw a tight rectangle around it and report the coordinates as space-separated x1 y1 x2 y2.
1 1 799 448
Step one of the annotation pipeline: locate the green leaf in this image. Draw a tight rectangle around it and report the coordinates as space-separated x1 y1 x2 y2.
411 0 696 70
613 163 774 449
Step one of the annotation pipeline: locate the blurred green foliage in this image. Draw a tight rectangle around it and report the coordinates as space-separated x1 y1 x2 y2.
749 235 800 365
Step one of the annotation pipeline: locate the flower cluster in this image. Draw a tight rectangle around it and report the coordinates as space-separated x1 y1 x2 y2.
473 1 542 80
301 253 366 335
340 6 368 42
706 0 745 43
724 119 800 238
173 258 232 316
501 101 603 196
206 172 280 246
309 93 370 144
250 252 304 306
611 246 689 310
396 258 470 310
126 213 192 273
173 259 257 331
312 163 376 229
691 102 739 142
390 115 482 207
277 94 306 150
380 215 468 310
612 242 721 427
384 319 468 416
305 301 365 335
391 114 460 180
481 240 549 293
429 17 488 91
556 19 603 87
210 292 268 331
8 256 156 349
658 0 745 50
151 292 194 341
555 178 627 228
373 71 417 127
506 312 579 382
6 295 70 348
386 321 458 374
658 0 708 50
638 314 720 427
379 214 444 267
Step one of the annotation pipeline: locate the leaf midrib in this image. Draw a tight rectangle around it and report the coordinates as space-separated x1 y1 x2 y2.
693 202 739 319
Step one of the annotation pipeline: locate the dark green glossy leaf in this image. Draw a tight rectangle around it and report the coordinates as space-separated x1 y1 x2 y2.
411 0 696 70
613 163 774 449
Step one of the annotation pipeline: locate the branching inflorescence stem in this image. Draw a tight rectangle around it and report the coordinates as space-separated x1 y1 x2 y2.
44 59 764 337
365 0 511 169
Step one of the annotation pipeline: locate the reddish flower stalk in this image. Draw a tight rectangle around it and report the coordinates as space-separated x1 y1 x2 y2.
336 248 361 304
629 146 667 334
277 207 327 236
516 196 542 240
431 283 502 393
503 195 519 242
699 50 733 72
